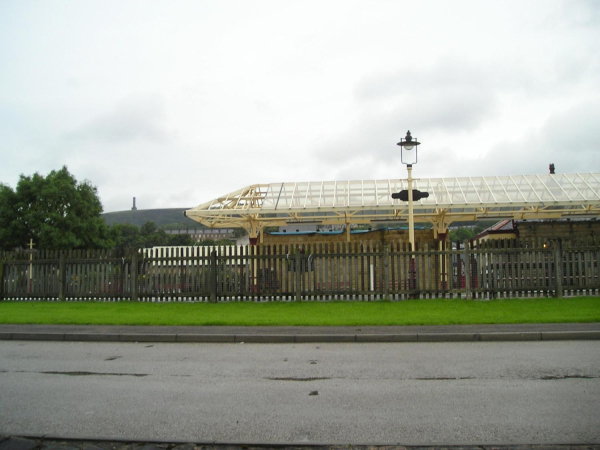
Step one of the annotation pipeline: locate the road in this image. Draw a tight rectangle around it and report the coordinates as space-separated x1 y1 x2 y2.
0 340 599 445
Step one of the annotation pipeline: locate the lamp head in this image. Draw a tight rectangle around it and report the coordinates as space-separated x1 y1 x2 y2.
397 130 420 165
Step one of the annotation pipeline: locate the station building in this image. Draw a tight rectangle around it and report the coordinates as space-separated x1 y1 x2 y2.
473 218 600 244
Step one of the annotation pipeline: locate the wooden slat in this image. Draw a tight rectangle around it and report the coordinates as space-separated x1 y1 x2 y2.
3 240 600 301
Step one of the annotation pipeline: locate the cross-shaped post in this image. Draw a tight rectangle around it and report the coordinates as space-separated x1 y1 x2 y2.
28 239 35 293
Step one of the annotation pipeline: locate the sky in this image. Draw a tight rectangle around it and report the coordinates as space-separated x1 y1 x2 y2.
1 0 599 213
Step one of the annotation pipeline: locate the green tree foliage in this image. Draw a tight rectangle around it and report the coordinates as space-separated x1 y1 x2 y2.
140 221 168 246
110 223 145 252
232 228 247 238
110 221 196 253
474 223 489 234
449 227 476 243
0 167 112 250
162 221 204 231
168 233 195 246
0 184 26 250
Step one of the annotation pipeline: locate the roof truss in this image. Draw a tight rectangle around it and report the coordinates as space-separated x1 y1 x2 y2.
185 173 600 232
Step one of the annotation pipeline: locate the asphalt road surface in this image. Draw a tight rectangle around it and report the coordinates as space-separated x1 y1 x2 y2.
0 340 599 445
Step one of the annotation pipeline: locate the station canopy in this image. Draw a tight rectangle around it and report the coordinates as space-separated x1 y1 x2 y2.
185 173 600 234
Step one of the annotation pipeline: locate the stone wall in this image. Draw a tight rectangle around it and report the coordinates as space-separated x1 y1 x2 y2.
516 220 599 242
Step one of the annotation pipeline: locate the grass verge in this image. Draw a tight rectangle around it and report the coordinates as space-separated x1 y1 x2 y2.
0 297 599 326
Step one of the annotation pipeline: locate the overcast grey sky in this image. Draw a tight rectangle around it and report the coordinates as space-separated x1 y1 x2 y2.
1 0 599 212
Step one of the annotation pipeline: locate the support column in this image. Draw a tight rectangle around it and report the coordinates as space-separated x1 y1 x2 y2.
437 232 448 290
433 215 450 292
246 219 261 246
246 219 261 294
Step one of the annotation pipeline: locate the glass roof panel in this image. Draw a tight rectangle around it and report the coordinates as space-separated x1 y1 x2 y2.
426 178 450 204
469 178 496 203
335 182 348 208
519 175 545 202
274 182 298 209
362 180 377 206
376 180 392 206
440 178 468 204
569 174 600 201
489 176 516 202
388 179 403 207
291 182 309 208
261 183 281 209
461 179 482 203
541 176 565 201
190 173 600 218
319 181 336 208
419 179 437 204
349 181 363 207
304 182 322 208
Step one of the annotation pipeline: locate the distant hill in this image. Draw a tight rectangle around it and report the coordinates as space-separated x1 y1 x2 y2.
102 208 205 229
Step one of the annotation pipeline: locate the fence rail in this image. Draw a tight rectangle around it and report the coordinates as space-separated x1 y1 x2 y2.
1 239 599 302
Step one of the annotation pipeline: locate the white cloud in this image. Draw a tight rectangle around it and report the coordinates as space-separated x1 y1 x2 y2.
1 0 599 212
64 95 173 145
445 99 600 177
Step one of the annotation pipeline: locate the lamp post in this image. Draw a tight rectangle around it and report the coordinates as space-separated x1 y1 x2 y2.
397 130 421 252
397 131 421 291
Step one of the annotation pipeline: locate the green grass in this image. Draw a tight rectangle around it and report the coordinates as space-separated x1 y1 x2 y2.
0 297 599 326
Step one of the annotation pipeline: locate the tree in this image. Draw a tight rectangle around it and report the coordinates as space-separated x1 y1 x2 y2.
449 227 475 244
110 223 145 254
0 167 113 250
233 228 247 238
0 184 27 250
168 233 194 246
139 221 168 247
140 221 158 236
109 221 197 253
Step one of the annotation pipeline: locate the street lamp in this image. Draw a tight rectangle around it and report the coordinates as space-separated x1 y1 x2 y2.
396 131 421 291
397 131 421 252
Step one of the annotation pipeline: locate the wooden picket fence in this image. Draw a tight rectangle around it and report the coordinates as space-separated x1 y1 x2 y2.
1 239 599 302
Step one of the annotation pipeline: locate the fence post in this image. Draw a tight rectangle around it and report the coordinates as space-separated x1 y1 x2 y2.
383 244 390 299
554 239 563 298
0 261 4 301
210 250 218 303
131 250 138 302
463 241 472 299
409 242 417 295
295 250 301 302
59 251 66 302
